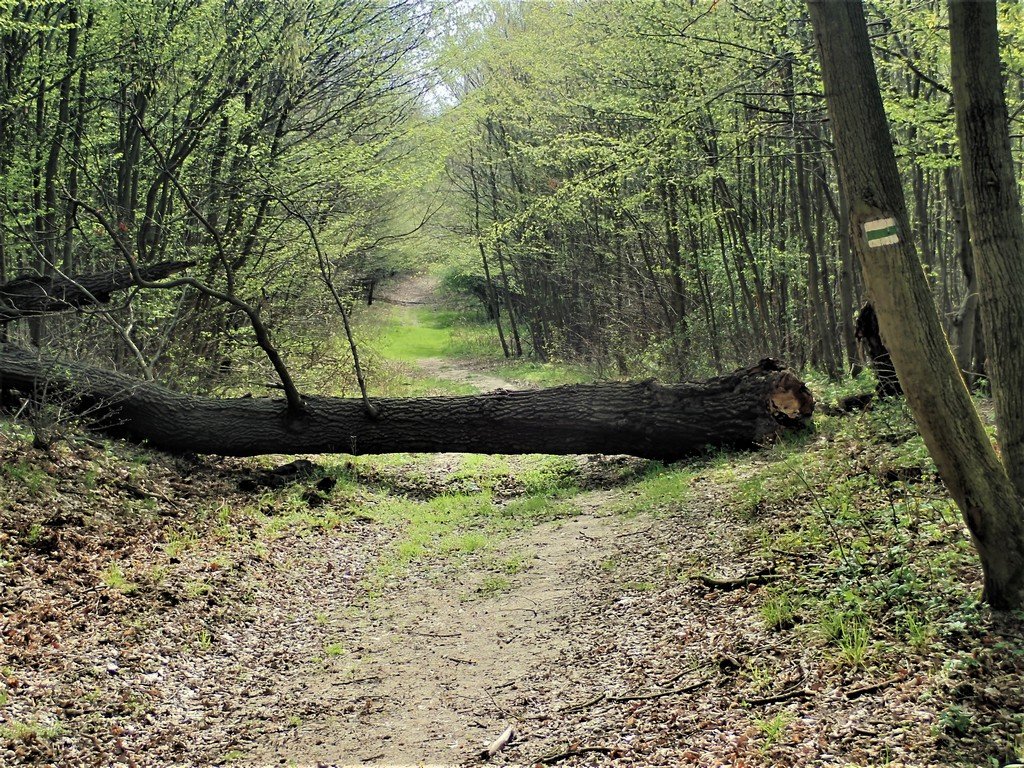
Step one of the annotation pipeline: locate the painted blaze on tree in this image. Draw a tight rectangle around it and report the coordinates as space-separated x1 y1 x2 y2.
863 218 899 248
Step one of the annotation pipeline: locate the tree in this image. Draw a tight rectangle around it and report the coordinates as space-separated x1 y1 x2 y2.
0 347 813 461
948 0 1024 501
807 0 1024 609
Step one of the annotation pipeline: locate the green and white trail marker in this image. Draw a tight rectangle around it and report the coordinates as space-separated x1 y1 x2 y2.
864 217 899 247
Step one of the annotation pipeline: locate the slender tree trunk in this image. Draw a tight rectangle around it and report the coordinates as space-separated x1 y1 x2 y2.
808 0 1024 609
62 11 92 273
468 148 509 358
796 135 839 379
837 178 862 376
945 165 980 385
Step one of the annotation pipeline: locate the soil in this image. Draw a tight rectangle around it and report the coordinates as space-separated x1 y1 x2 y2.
254 507 635 768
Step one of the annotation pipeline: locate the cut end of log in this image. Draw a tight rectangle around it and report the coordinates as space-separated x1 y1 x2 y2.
767 370 815 426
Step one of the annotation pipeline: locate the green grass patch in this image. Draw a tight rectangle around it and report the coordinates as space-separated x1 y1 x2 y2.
610 464 696 515
356 298 593 394
324 642 347 657
101 562 137 594
473 574 512 596
2 458 52 497
0 719 65 743
371 307 461 361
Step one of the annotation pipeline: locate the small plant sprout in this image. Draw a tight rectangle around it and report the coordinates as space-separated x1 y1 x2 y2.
753 711 793 752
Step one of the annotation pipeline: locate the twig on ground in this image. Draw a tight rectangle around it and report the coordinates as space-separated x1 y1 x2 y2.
480 724 515 761
657 664 701 687
770 547 814 560
561 677 711 713
559 693 606 714
338 676 381 686
114 480 180 509
695 570 781 590
608 677 712 702
444 655 477 665
744 687 812 705
844 674 904 699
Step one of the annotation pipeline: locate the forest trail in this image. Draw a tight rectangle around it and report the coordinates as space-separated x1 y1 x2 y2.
253 500 645 768
240 274 637 766
377 273 528 393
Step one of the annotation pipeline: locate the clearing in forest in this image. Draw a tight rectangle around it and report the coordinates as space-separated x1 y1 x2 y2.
1 275 1022 768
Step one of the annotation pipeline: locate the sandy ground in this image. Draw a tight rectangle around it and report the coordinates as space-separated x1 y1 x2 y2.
250 506 640 767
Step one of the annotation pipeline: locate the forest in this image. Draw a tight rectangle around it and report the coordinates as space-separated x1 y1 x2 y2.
1 0 1023 766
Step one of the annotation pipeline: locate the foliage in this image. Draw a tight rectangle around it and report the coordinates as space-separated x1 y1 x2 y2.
429 0 1024 381
0 0 437 395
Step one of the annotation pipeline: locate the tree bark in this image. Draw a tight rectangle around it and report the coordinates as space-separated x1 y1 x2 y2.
0 349 813 461
836 178 863 377
0 260 193 322
945 165 980 385
949 0 1024 500
809 0 1024 609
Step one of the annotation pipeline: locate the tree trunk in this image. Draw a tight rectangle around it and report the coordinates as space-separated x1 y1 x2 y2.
808 0 1024 609
0 349 813 461
0 260 193 322
945 165 980 385
836 178 863 377
949 0 1024 501
795 134 839 379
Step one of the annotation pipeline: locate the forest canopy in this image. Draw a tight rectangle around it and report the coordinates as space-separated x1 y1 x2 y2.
4 0 1021 390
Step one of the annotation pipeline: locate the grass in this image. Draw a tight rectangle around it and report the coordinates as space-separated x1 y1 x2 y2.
324 642 346 657
609 464 695 516
474 574 512 596
760 590 799 630
0 719 65 743
354 289 596 394
494 553 531 574
101 562 137 594
820 613 872 668
488 358 596 387
753 711 793 752
373 307 464 361
2 458 52 497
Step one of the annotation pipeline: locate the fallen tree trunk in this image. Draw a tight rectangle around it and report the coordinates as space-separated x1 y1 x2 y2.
0 349 813 460
0 260 193 322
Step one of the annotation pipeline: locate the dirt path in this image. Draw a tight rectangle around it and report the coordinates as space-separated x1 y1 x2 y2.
250 505 637 767
237 276 631 765
379 273 527 393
